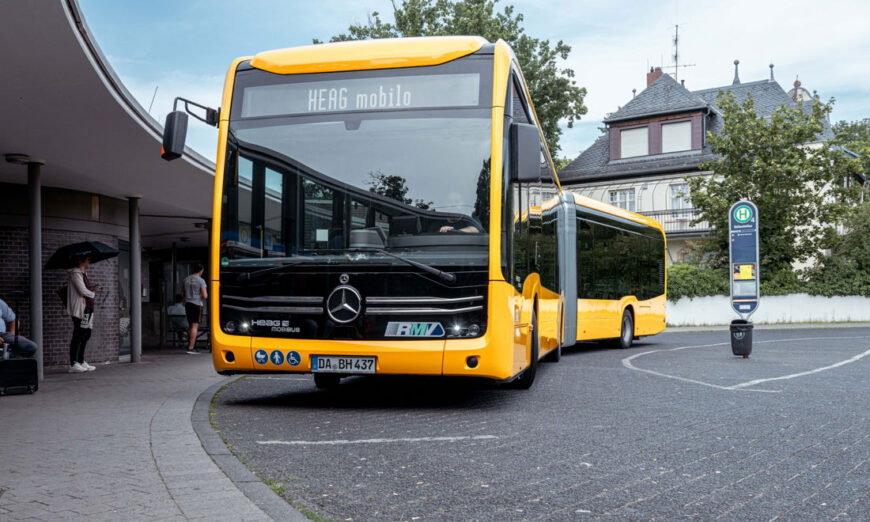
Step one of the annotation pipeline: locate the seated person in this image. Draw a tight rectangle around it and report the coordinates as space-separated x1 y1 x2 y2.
167 294 186 317
0 296 37 358
428 214 484 234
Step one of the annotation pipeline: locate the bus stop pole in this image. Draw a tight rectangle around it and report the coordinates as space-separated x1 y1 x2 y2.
28 162 44 380
128 196 142 363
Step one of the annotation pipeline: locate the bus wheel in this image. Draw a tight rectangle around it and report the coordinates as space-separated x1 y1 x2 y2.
511 310 539 389
616 309 634 349
314 374 341 390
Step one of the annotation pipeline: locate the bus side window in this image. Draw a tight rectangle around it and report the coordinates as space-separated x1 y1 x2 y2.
302 179 335 250
511 80 531 124
577 219 593 298
263 167 284 255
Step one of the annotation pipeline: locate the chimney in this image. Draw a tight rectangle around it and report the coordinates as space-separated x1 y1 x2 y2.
646 66 663 86
732 59 740 85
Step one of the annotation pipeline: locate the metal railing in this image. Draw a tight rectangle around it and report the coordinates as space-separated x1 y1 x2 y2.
639 208 711 236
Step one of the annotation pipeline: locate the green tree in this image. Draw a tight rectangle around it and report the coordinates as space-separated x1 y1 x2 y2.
833 117 870 174
367 171 432 208
805 202 870 297
315 0 587 156
686 92 863 279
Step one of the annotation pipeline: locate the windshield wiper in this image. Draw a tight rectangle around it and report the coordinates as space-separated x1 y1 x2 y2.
234 258 317 281
234 250 456 284
351 248 456 283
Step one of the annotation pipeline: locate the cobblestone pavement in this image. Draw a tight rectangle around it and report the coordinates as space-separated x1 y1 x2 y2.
212 328 870 521
0 353 270 521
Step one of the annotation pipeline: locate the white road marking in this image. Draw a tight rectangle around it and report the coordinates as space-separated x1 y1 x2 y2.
257 435 498 446
622 336 870 392
729 347 870 389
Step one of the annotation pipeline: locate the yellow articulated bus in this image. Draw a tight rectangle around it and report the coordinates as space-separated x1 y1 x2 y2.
160 36 666 389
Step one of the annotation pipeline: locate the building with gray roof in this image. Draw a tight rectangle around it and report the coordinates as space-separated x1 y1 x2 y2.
558 62 848 263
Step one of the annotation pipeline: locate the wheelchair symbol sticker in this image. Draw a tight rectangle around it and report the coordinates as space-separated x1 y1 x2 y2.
270 350 284 365
287 351 301 367
254 350 268 365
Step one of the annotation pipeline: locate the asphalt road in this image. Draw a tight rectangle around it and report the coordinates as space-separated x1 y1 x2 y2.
212 327 870 521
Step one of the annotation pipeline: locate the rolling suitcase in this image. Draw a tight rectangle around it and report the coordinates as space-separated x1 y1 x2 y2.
0 357 38 395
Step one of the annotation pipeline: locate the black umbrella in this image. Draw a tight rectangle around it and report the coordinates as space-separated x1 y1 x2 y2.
45 241 119 270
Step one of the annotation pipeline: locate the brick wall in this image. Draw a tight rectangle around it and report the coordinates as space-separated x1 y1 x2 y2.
0 226 121 368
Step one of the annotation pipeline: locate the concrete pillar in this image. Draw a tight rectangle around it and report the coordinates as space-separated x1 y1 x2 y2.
128 196 142 363
28 162 44 380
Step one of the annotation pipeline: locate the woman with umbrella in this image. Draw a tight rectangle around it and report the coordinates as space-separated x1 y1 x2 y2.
67 255 99 373
47 241 117 373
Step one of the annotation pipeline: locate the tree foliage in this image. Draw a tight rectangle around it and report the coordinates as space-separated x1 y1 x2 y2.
366 171 432 208
315 0 587 156
686 92 863 280
834 117 870 175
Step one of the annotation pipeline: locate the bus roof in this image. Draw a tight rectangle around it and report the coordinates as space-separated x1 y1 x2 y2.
249 36 488 75
568 191 665 234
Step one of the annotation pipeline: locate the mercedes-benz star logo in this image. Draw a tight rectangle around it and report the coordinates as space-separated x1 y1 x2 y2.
326 285 362 324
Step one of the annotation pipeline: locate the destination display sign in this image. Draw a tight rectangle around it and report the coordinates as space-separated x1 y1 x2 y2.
241 73 481 118
729 200 760 317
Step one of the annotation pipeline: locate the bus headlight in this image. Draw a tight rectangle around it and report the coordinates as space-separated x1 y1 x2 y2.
467 324 481 337
224 321 237 333
239 321 250 333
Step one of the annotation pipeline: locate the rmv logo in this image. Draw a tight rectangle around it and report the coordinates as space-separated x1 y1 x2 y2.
386 322 445 337
398 323 440 336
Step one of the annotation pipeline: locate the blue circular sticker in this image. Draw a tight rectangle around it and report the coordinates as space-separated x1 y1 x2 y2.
269 350 284 366
287 351 301 367
254 349 268 365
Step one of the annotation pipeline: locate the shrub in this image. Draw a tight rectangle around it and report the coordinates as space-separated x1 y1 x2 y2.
666 263 728 302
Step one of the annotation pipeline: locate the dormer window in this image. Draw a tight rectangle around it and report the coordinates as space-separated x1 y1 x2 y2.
620 126 648 158
661 120 692 153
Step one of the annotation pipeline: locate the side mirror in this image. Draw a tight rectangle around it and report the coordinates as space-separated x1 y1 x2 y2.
161 111 188 161
510 122 542 183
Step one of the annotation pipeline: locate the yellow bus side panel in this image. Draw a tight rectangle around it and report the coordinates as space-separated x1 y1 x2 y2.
576 295 666 341
577 298 621 341
635 294 667 336
537 285 561 352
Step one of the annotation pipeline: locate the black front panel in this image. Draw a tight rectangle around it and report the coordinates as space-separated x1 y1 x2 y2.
219 265 488 340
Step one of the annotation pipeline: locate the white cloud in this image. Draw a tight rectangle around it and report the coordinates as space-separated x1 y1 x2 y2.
534 0 870 154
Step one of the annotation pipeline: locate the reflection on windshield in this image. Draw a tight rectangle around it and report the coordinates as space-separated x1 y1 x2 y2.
220 111 492 267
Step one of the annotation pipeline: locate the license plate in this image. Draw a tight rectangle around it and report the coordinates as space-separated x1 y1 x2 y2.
311 356 376 374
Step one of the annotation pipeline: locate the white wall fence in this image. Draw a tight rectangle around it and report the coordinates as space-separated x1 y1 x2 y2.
667 294 870 326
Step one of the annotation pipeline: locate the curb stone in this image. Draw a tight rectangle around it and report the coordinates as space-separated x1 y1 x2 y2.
192 378 309 522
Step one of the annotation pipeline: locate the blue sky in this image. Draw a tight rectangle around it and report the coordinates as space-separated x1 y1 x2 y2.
79 0 870 162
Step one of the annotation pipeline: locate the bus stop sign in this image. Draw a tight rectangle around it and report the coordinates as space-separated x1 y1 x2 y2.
729 200 759 318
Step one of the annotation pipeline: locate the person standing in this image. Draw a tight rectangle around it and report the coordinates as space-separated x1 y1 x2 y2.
182 263 208 355
0 296 38 358
68 256 98 373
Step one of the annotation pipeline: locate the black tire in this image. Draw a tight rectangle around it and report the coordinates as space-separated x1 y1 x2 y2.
616 309 634 349
314 373 341 390
511 310 539 389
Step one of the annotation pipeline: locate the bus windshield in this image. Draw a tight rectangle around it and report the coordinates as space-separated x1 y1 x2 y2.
221 64 493 269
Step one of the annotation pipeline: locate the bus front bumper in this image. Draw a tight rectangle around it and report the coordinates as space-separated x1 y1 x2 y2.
212 324 519 381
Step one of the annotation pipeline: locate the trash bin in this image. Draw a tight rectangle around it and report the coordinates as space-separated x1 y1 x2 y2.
730 319 753 358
